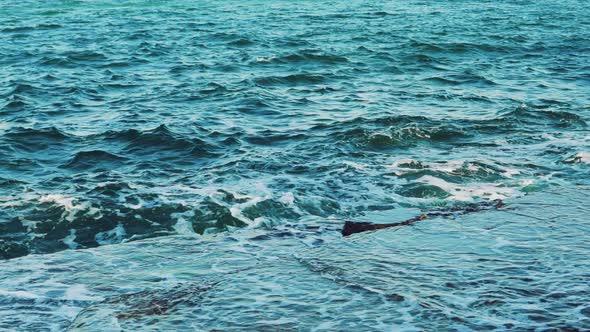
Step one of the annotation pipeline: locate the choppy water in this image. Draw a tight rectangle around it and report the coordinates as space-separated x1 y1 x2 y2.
1 0 589 330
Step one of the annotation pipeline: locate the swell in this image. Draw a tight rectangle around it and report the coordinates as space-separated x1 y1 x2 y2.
407 40 514 54
255 51 349 65
254 73 329 86
4 126 70 141
499 105 588 128
61 150 128 170
92 125 222 158
310 109 587 151
0 24 62 33
2 0 589 267
3 127 73 153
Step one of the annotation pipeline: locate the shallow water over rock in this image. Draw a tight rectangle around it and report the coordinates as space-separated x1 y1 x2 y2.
1 189 589 330
2 0 590 259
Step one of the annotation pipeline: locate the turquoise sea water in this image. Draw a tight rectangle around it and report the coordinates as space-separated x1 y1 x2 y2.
1 0 589 330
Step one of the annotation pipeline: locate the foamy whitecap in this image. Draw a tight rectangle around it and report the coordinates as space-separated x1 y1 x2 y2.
255 55 277 63
37 194 101 223
39 194 77 210
62 229 79 249
564 152 590 164
390 158 421 168
578 152 590 163
0 195 26 208
415 175 519 201
95 223 128 245
388 158 524 182
502 167 521 178
228 196 266 226
279 192 295 205
343 161 367 170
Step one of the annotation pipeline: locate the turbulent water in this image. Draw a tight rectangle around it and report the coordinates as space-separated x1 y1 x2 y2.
1 0 589 330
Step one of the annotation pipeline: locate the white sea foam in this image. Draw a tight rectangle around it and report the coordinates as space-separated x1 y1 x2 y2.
229 195 266 226
161 181 291 229
171 210 199 235
38 194 100 222
122 196 146 210
416 175 519 201
0 289 41 300
392 158 523 178
255 55 277 63
343 161 367 170
566 152 590 164
63 284 101 302
390 158 420 168
279 192 295 205
578 152 590 163
0 195 26 208
502 167 521 178
62 229 79 249
0 123 10 135
387 158 530 202
95 223 127 245
39 194 77 210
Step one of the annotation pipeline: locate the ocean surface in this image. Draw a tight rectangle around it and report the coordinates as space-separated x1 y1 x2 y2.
1 0 589 330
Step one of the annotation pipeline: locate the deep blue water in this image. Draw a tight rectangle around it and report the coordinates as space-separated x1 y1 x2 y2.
1 0 589 330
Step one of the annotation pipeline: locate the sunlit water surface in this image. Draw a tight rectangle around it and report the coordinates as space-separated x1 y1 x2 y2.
1 0 589 330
